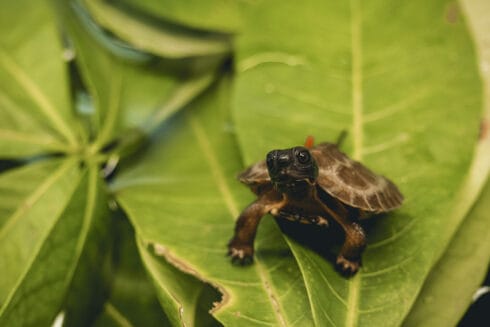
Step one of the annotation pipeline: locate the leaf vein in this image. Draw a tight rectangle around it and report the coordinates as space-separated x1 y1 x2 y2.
347 0 363 326
0 49 76 146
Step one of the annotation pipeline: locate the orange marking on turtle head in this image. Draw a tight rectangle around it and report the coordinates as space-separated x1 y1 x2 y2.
304 135 315 149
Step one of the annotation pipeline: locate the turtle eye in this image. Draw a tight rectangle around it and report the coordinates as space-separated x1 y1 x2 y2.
297 150 311 164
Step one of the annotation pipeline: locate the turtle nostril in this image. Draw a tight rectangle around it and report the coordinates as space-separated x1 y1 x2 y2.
277 153 290 167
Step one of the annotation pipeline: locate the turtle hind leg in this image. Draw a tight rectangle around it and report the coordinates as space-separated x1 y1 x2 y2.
319 203 366 275
335 222 366 275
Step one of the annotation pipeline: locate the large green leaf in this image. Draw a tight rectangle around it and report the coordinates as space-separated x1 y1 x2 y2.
231 0 484 326
113 77 315 326
0 0 78 157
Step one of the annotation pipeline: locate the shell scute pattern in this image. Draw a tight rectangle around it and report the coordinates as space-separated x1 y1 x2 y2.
312 142 403 213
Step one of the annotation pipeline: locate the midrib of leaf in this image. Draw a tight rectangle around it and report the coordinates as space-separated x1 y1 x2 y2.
0 49 77 147
187 113 287 326
62 164 99 298
0 159 77 241
346 0 363 326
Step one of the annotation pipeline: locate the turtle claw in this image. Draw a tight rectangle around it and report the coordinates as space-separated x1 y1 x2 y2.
336 255 360 276
227 244 254 266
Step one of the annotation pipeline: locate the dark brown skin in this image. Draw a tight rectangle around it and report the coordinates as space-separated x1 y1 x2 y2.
228 142 403 275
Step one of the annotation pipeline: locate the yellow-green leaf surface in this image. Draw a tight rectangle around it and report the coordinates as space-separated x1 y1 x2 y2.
83 0 233 58
0 0 78 157
113 78 315 326
231 0 485 326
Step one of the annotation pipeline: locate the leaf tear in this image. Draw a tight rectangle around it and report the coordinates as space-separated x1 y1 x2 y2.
150 242 230 314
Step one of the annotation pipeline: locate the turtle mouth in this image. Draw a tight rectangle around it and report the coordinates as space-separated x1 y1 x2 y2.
272 169 315 188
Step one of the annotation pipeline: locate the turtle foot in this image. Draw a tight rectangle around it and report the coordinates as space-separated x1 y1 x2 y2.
227 242 254 266
336 255 360 276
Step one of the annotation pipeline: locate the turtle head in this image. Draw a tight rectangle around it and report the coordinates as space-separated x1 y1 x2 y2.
266 146 318 192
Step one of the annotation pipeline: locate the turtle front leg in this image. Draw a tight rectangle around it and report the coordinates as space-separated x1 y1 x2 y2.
228 200 269 265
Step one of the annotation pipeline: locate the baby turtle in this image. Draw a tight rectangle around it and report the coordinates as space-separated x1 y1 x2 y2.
227 136 403 275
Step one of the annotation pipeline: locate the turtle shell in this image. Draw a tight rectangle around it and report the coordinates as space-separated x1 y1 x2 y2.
238 142 403 213
310 143 403 213
237 160 270 195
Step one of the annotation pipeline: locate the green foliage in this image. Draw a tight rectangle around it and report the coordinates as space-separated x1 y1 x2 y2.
0 0 488 326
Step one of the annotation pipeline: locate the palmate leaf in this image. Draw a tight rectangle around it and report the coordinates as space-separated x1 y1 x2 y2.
1 0 231 325
0 0 78 157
